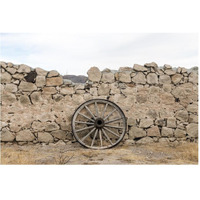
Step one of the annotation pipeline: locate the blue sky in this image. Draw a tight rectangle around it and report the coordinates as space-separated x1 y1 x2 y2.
0 33 198 75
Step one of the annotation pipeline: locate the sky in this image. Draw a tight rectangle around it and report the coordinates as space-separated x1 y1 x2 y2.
0 33 198 76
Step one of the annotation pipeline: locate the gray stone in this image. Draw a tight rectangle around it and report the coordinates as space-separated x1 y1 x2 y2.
19 81 37 92
1 128 15 141
147 126 160 137
32 121 44 131
87 67 101 82
12 73 24 80
51 130 67 140
1 72 12 83
42 87 57 94
6 67 17 74
129 127 146 139
60 87 75 95
164 69 176 75
186 123 198 138
136 137 154 144
139 118 154 128
90 87 98 96
189 72 198 84
175 110 188 122
38 132 54 143
101 72 115 83
45 122 59 132
46 76 63 86
174 129 186 138
164 64 172 69
118 71 131 83
133 64 147 72
132 72 146 84
136 92 148 104
144 62 158 68
127 117 137 126
161 127 174 137
2 92 16 104
17 64 31 73
147 73 158 84
98 84 110 96
47 70 59 77
159 75 171 84
171 74 183 84
188 114 198 123
19 95 31 105
35 67 48 76
155 118 166 127
167 117 176 128
187 103 198 113
31 92 42 104
16 130 35 141
4 84 18 93
36 76 46 87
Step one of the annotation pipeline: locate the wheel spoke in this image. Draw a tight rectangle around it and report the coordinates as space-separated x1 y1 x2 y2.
105 117 122 124
104 109 116 121
81 128 96 142
91 129 98 147
102 128 113 145
101 103 108 118
75 121 94 125
78 113 94 122
99 129 103 147
85 105 96 119
95 102 99 117
104 125 124 129
76 126 94 133
103 127 120 138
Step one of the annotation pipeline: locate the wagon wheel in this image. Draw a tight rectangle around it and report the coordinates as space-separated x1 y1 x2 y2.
72 99 127 150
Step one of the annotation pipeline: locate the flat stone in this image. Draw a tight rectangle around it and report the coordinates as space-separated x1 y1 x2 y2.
164 64 172 69
60 87 75 95
1 128 15 141
45 122 59 132
75 84 85 90
167 117 176 128
144 62 158 68
6 67 17 74
19 81 37 92
175 110 188 122
35 67 48 76
189 72 198 84
147 73 158 84
98 83 110 96
4 84 18 93
46 76 63 86
171 74 183 84
12 73 24 80
38 132 54 143
42 87 57 94
47 70 59 77
159 138 169 143
161 127 174 137
16 130 35 141
17 64 31 73
127 117 137 126
174 129 186 138
164 69 176 75
51 130 67 140
186 123 198 138
101 72 115 83
36 76 46 87
32 121 44 131
0 72 12 83
87 67 101 82
31 92 42 104
129 127 146 139
188 114 198 123
132 72 146 84
118 71 132 83
119 67 133 72
19 95 31 105
187 103 198 113
159 75 171 84
139 118 154 128
147 126 160 137
136 137 154 144
133 64 147 72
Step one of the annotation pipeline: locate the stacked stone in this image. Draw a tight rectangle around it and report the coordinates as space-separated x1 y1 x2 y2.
0 61 198 145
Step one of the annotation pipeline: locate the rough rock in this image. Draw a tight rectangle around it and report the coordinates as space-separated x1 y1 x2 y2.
147 126 160 137
187 103 198 113
1 72 12 83
147 73 158 84
90 87 98 96
98 84 110 96
17 64 31 73
174 129 186 138
1 128 15 141
164 64 172 70
31 92 42 104
36 76 46 87
186 123 198 138
46 76 63 86
43 87 57 94
139 118 154 128
31 121 44 131
19 81 37 92
87 67 101 82
171 74 183 84
16 130 35 141
60 87 75 95
38 132 54 143
2 92 16 104
133 64 147 72
129 127 146 139
175 110 188 122
35 67 48 76
132 72 146 84
189 72 198 84
51 130 67 140
19 95 31 105
161 127 174 137
101 72 115 83
144 62 158 68
45 122 59 132
118 71 131 83
164 69 176 75
167 117 176 128
47 70 59 77
188 114 198 123
4 84 18 93
159 75 171 84
160 92 175 105
136 92 148 104
136 137 154 144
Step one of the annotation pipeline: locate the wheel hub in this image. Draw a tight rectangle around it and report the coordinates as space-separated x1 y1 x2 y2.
94 118 105 129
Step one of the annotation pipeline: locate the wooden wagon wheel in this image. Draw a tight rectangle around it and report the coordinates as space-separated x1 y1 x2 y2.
71 99 127 149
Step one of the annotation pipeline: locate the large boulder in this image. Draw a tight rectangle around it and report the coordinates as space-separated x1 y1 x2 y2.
87 67 101 82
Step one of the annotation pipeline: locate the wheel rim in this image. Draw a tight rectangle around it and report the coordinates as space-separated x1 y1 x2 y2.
72 99 127 149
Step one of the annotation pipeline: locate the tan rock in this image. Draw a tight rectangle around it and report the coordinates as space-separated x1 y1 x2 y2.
118 71 132 83
32 121 44 131
186 123 198 138
51 130 67 140
147 73 158 84
38 132 54 143
136 92 147 104
19 81 37 92
16 130 35 141
36 76 46 87
187 103 198 113
188 114 198 123
139 118 153 128
60 87 75 95
1 72 12 83
31 92 42 104
171 74 183 84
98 84 110 96
162 84 171 92
101 72 115 83
164 69 176 75
19 95 31 105
6 67 16 74
189 72 198 84
1 128 15 141
4 84 18 93
45 122 59 132
144 62 158 68
90 87 98 96
2 92 16 104
47 70 59 77
87 67 101 82
167 117 176 128
164 64 172 69
12 73 24 80
175 110 188 122
129 127 146 139
17 64 31 73
133 64 147 72
35 67 48 76
43 87 57 94
132 72 146 84
147 126 160 137
46 76 63 86
159 75 171 84
174 129 186 138
127 117 137 126
161 127 174 137
160 92 175 105
136 137 154 144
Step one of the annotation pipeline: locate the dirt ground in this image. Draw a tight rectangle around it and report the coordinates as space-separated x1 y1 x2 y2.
0 140 198 165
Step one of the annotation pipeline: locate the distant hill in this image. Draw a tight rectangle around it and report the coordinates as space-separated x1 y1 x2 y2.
62 75 88 83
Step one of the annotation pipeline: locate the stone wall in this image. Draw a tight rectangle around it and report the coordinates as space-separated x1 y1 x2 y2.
0 61 198 145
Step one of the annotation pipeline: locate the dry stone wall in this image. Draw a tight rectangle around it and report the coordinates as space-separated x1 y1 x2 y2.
0 61 198 145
